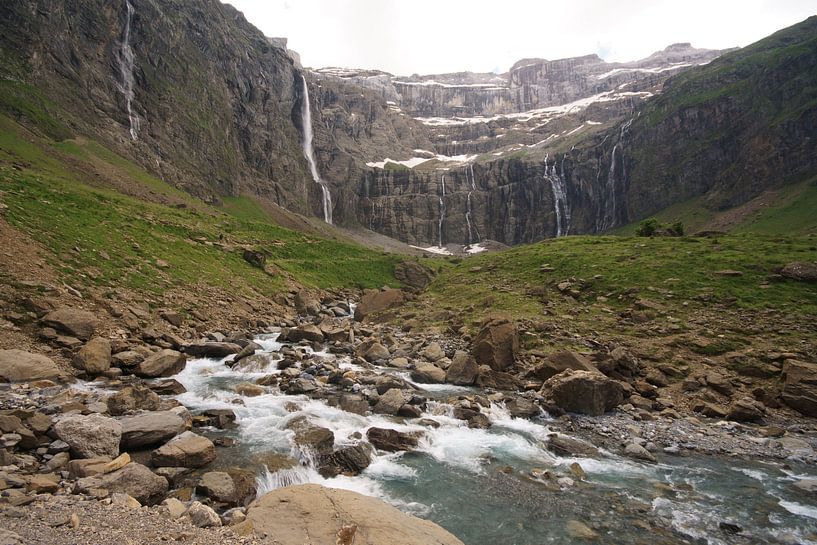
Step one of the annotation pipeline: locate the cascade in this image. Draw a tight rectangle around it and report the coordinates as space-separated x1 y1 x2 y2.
438 175 446 247
544 153 571 237
299 75 333 224
464 164 481 245
597 118 633 232
117 0 139 140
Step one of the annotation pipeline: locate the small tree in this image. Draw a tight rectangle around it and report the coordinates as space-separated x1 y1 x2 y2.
636 217 660 237
671 221 685 236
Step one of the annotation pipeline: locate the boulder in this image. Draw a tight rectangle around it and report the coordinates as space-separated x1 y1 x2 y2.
705 372 734 396
75 462 168 505
185 501 222 527
73 337 112 375
119 411 186 449
445 351 478 385
184 342 242 359
373 388 411 415
247 484 464 545
135 349 186 378
361 342 390 363
532 351 596 381
151 431 216 468
505 397 540 418
286 417 335 455
107 385 162 415
394 261 434 290
475 367 520 390
472 318 519 371
726 398 766 423
317 444 373 478
623 443 656 462
780 262 817 283
542 370 624 416
54 414 122 459
294 290 321 315
196 469 256 507
0 349 65 382
235 382 265 396
41 308 98 340
781 360 817 417
420 342 445 362
366 427 419 452
68 453 131 478
354 289 405 321
287 324 325 343
410 363 446 384
546 434 600 458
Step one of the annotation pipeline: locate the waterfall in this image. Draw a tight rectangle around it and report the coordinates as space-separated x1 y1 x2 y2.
597 119 633 232
117 0 139 140
299 75 333 224
464 164 481 245
544 153 571 237
438 175 446 248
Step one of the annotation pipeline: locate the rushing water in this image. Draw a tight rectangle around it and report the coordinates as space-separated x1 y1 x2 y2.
544 154 570 238
464 164 481 246
168 333 817 545
299 75 333 224
117 0 139 140
439 174 447 248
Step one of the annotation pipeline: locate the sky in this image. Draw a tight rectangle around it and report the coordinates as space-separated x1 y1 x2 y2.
225 0 817 75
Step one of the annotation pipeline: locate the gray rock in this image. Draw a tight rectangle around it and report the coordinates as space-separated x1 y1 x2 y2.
73 337 112 375
54 414 122 459
119 411 186 449
135 349 186 378
445 351 478 385
75 462 168 505
0 349 65 382
151 431 216 468
41 307 98 340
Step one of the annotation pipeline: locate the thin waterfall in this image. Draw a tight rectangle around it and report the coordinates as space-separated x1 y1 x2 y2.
299 75 333 224
465 164 481 245
544 153 571 237
597 118 633 232
438 175 446 248
117 0 139 140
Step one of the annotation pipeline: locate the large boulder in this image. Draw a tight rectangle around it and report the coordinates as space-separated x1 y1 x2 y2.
532 351 596 381
317 444 373 478
373 388 411 415
73 337 112 375
780 262 817 283
445 351 478 385
41 307 98 340
472 318 519 371
410 363 446 384
54 414 122 459
286 416 335 455
119 411 186 449
107 385 162 416
135 349 186 378
287 324 325 343
294 290 321 315
781 360 817 416
366 428 420 452
0 349 65 382
75 462 168 505
196 468 257 507
542 370 624 416
151 431 216 468
184 342 242 359
354 289 405 321
394 261 435 290
247 484 464 545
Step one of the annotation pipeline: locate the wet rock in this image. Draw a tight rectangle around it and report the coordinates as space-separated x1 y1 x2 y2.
445 351 478 385
566 520 599 540
151 431 216 468
197 409 237 429
230 341 260 364
287 324 325 343
135 349 186 378
73 337 112 375
339 394 370 415
247 484 463 545
148 378 187 395
473 317 519 371
54 414 122 459
542 370 624 416
186 501 222 527
410 363 446 384
780 262 817 283
196 468 257 507
719 522 742 535
373 388 411 415
0 349 66 382
354 289 405 321
623 442 656 462
793 478 817 494
41 308 98 340
476 367 520 390
283 377 318 395
505 397 540 418
532 351 596 381
375 375 409 395
119 410 186 449
366 427 419 452
234 382 264 396
360 342 390 363
75 462 168 505
107 385 162 415
184 342 242 358
286 416 335 455
780 359 817 416
317 443 373 477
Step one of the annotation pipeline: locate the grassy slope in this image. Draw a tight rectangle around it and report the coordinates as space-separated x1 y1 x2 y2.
0 115 400 296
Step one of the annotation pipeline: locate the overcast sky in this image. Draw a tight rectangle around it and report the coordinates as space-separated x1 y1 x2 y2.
224 0 816 75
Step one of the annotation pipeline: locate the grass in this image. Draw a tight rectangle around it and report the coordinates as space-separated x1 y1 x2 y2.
0 115 401 296
410 235 817 335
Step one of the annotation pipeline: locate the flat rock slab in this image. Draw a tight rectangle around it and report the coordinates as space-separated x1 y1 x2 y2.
0 349 66 382
247 484 464 545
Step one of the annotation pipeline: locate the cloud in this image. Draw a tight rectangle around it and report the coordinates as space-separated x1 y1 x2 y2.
224 0 817 74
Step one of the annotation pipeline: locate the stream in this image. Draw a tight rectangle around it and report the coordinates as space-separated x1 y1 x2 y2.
169 332 817 545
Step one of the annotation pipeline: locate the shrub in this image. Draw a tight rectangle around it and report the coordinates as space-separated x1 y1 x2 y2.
636 218 660 237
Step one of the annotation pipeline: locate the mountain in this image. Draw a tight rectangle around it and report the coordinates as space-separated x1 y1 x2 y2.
1 1 815 250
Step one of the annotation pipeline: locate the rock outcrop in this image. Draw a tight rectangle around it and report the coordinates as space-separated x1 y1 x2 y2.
781 360 817 417
247 484 464 545
542 370 624 416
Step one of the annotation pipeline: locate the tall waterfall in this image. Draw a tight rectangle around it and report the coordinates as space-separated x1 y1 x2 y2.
117 0 139 140
438 175 446 247
597 118 633 232
464 164 481 245
544 153 571 237
299 75 333 224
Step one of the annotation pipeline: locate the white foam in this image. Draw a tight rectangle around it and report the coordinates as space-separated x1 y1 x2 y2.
779 500 817 520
